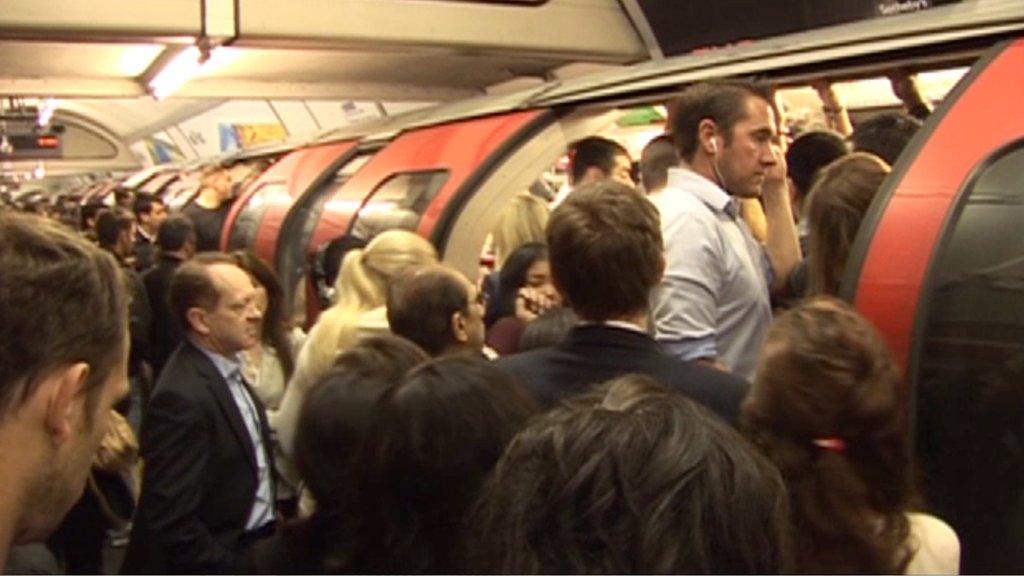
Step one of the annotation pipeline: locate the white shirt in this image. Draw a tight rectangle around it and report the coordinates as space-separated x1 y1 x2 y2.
649 167 772 381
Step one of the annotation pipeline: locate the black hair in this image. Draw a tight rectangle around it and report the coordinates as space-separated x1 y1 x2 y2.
484 242 548 328
132 193 163 219
786 129 849 197
850 111 923 166
94 208 134 249
156 215 195 252
350 356 537 572
569 136 630 184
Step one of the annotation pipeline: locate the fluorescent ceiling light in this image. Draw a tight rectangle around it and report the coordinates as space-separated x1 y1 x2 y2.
37 98 58 127
148 46 238 100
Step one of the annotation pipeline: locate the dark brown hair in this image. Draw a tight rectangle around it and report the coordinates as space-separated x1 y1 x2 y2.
806 153 890 295
547 180 662 321
0 212 128 417
387 265 469 356
671 80 774 161
468 374 791 573
350 356 537 573
743 296 913 573
232 251 295 379
259 335 429 574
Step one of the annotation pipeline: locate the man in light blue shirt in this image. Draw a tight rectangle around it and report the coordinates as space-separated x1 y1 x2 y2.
125 253 276 574
650 81 801 381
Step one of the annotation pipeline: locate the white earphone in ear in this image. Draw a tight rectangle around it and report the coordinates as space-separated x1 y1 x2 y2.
710 137 719 154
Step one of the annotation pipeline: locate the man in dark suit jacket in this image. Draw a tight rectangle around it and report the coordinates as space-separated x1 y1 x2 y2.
123 253 275 574
497 180 749 424
132 194 167 273
141 216 196 379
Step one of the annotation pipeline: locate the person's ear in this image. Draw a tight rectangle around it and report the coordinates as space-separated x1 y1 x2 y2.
698 119 718 156
44 362 90 444
186 306 211 336
657 253 667 283
451 311 469 343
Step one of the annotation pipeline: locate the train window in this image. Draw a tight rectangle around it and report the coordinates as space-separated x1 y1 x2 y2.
349 170 449 240
277 151 374 317
227 182 285 250
914 141 1024 573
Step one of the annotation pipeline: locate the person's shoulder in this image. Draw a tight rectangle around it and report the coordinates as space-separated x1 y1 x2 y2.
653 350 746 387
496 346 555 373
905 512 960 575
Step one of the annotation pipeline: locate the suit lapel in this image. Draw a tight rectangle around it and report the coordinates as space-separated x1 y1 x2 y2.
189 344 258 472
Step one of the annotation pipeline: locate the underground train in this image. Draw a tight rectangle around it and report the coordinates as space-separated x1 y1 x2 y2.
3 0 1022 571
200 4 1024 572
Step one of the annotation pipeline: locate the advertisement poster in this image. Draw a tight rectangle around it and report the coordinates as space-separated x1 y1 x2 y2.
219 123 287 152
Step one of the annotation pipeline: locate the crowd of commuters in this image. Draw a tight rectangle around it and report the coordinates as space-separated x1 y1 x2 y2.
0 74 964 575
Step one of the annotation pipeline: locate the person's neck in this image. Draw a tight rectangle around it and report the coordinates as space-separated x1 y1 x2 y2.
682 157 723 191
190 334 239 360
0 490 17 569
0 435 33 567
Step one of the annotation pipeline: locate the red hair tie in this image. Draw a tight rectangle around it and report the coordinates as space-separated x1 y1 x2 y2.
812 437 847 453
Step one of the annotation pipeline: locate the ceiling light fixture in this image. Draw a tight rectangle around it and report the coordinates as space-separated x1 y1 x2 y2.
147 43 237 100
37 98 58 127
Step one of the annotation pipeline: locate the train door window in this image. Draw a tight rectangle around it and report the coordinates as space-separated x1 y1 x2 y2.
349 170 449 240
278 152 373 322
914 141 1024 573
227 182 286 250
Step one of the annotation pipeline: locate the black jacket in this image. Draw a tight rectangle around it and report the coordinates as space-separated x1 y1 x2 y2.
122 342 275 574
496 324 749 424
141 255 186 378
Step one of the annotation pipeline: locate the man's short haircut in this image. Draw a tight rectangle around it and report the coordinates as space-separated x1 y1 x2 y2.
156 215 196 252
639 134 679 193
786 130 850 197
546 180 663 321
0 212 129 416
569 136 630 184
95 208 134 248
387 265 469 356
132 193 163 219
850 111 923 166
79 200 105 231
670 80 773 161
168 252 239 333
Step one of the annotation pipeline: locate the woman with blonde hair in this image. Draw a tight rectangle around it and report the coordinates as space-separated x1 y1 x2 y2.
273 229 437 456
491 192 550 268
483 192 550 326
805 152 890 296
